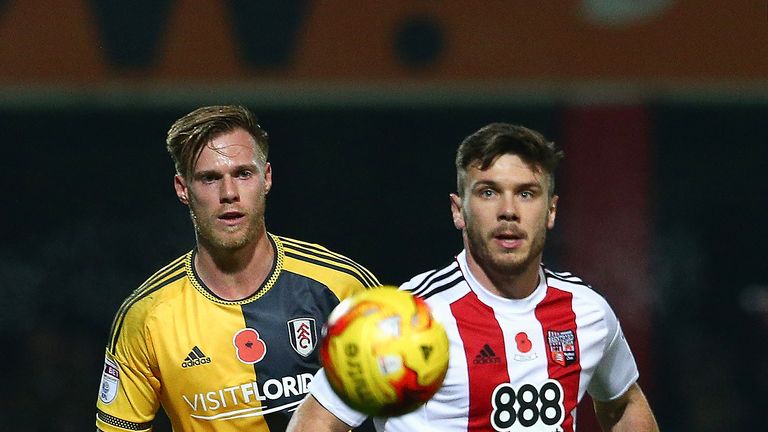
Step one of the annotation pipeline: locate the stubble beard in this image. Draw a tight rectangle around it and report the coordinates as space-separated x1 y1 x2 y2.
189 199 266 252
466 221 548 278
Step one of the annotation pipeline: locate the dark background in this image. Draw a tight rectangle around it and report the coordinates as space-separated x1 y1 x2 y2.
3 103 767 431
1 1 767 431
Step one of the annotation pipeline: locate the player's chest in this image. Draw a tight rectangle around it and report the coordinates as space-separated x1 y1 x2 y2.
153 290 329 365
431 306 603 431
148 283 336 411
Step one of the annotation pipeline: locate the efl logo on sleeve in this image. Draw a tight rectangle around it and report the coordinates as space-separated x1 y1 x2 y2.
99 356 120 404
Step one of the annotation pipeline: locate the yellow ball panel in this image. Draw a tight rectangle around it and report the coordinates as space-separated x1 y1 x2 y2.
320 287 449 416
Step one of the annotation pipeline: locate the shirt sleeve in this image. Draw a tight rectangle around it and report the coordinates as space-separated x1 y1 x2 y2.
96 310 161 431
309 368 369 427
587 315 640 401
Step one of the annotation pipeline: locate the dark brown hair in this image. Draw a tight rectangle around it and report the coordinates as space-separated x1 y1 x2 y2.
166 105 269 178
456 123 563 196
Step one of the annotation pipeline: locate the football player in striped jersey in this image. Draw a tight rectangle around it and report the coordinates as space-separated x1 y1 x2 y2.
288 123 658 432
96 106 379 432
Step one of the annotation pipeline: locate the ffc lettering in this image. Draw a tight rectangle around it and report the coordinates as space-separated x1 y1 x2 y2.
490 380 565 431
288 318 317 357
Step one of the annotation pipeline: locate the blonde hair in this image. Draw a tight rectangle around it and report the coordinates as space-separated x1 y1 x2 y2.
166 105 269 178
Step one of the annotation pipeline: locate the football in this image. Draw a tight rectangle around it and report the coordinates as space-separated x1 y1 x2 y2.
320 286 449 417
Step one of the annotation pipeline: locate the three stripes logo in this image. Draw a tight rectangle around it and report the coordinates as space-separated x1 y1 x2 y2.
473 343 501 365
181 346 212 368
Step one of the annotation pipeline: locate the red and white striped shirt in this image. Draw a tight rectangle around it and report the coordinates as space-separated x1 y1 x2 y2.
310 250 639 431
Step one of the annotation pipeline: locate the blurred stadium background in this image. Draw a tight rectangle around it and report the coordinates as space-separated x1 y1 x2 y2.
1 1 766 430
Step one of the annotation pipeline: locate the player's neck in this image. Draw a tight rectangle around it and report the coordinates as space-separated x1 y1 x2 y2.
466 253 541 300
194 230 275 301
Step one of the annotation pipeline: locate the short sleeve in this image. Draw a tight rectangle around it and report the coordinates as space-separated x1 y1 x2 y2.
587 318 640 401
309 368 369 427
96 313 160 431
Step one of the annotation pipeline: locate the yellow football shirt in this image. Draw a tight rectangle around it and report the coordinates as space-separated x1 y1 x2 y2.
96 234 379 431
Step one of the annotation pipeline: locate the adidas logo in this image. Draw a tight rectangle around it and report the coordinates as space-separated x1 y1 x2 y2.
181 346 211 368
473 343 501 365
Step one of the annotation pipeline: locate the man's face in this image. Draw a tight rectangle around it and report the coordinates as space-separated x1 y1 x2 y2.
174 128 272 252
451 154 557 277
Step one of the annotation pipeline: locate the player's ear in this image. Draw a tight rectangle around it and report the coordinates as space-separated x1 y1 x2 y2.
263 162 272 195
547 195 558 229
174 174 189 205
450 193 465 230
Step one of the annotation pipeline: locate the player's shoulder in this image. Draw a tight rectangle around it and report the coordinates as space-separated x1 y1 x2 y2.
400 257 466 302
275 234 380 290
543 265 613 311
106 252 190 351
128 252 190 307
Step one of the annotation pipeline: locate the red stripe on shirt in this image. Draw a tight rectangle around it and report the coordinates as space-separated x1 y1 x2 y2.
535 286 581 432
452 291 510 431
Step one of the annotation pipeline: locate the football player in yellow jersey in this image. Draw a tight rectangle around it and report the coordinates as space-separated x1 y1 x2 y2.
96 106 380 432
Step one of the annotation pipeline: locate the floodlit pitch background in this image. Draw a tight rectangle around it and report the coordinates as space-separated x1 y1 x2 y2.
1 1 766 431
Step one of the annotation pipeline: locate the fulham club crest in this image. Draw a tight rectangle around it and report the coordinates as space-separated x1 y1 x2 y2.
547 329 577 366
288 318 317 357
